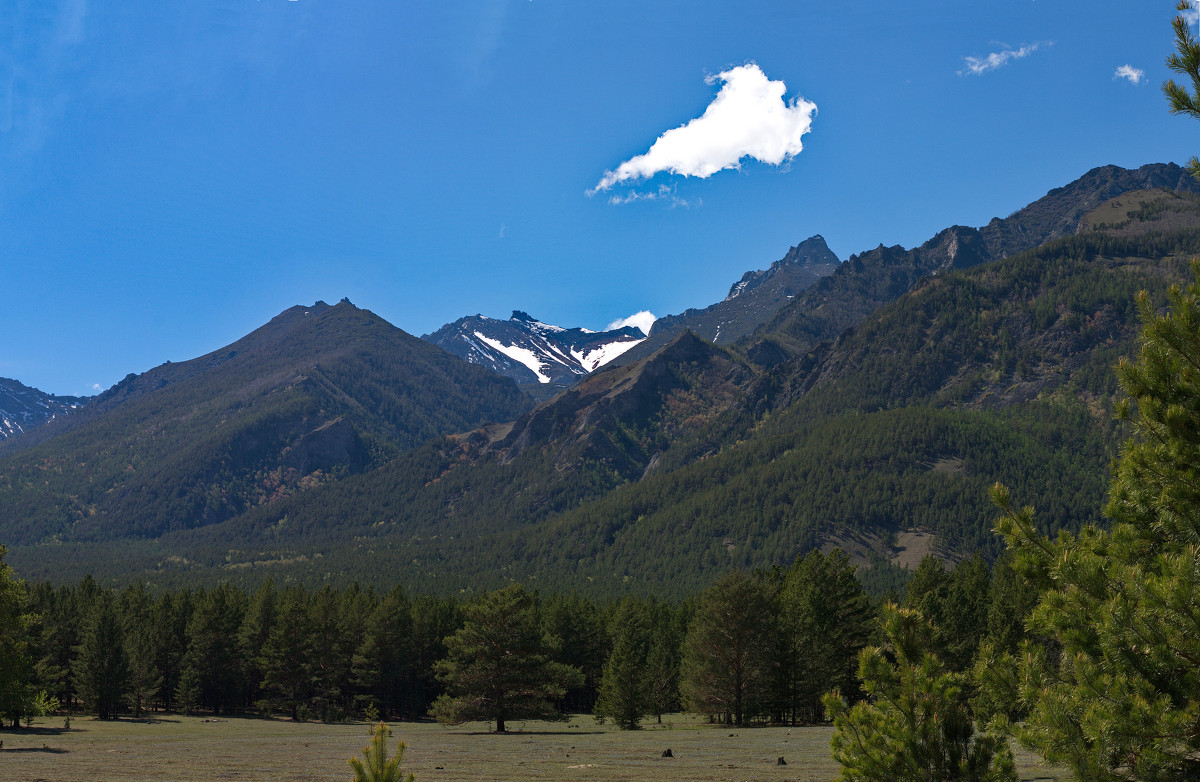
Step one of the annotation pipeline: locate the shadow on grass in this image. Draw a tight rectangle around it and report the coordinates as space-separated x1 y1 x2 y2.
1 746 69 754
0 726 69 737
455 730 605 736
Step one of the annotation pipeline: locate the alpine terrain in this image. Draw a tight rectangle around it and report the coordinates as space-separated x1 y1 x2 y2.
423 311 647 398
0 378 88 441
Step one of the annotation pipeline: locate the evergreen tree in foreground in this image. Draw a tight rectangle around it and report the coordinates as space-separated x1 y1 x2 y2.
1166 0 1200 180
990 264 1200 779
430 584 582 732
348 722 416 782
824 604 1016 782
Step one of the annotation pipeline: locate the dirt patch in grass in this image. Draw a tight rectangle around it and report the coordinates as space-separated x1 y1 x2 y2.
0 713 1072 781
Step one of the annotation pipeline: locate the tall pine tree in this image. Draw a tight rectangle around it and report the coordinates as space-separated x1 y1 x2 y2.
430 584 582 733
992 264 1200 778
593 598 652 730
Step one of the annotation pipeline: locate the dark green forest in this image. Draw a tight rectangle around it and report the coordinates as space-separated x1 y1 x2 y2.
0 545 1023 732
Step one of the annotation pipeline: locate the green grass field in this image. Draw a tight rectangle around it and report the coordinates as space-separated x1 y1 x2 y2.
1 713 1072 781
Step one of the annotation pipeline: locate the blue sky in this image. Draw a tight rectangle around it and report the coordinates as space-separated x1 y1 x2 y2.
1 0 1196 396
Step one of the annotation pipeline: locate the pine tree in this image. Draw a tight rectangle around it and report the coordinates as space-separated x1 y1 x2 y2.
72 595 129 720
824 604 1017 782
1165 1 1200 180
644 602 682 723
430 584 582 733
348 722 416 782
118 581 161 718
31 584 77 713
175 664 202 716
237 580 278 708
990 264 1200 778
259 588 314 721
593 599 652 730
182 585 245 715
125 624 162 718
0 546 34 727
778 549 874 724
352 586 414 719
680 570 773 727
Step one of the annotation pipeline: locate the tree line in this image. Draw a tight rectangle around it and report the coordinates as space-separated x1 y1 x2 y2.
0 539 1037 734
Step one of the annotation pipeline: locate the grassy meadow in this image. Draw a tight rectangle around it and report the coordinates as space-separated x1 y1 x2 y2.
1 713 1072 782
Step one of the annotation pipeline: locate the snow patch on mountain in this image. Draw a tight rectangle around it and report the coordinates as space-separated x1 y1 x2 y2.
474 332 552 383
425 311 648 388
0 378 89 440
570 339 644 372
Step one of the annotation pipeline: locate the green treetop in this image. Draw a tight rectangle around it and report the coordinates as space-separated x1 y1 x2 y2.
824 604 1017 782
429 583 582 733
348 722 415 782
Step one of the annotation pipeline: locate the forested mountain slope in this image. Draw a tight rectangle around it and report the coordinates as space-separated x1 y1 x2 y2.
0 300 531 546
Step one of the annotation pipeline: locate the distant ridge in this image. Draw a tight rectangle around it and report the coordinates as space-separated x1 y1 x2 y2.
761 162 1200 353
0 378 88 441
615 234 840 365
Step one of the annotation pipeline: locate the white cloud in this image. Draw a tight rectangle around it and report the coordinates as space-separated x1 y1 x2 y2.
606 183 699 208
592 63 816 193
606 311 657 337
960 42 1047 76
1115 64 1145 85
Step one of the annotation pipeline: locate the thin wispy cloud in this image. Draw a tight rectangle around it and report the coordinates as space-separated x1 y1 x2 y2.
605 184 699 208
606 311 657 336
592 63 816 195
959 42 1048 76
1114 64 1145 85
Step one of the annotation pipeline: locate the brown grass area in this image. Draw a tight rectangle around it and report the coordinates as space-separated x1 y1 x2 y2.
0 713 1072 782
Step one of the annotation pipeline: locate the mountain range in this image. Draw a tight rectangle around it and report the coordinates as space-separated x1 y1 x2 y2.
1 162 1197 597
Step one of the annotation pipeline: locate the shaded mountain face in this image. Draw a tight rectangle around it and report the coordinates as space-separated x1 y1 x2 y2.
0 378 88 440
0 299 532 545
762 162 1200 355
422 311 646 396
616 235 840 365
492 329 753 477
